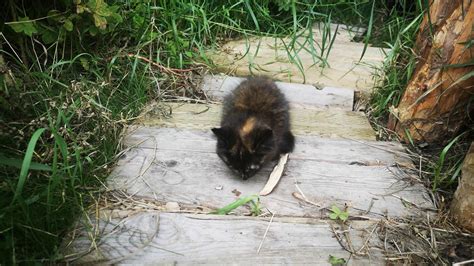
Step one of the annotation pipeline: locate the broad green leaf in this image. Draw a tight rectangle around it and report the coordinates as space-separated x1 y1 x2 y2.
64 19 73 31
41 30 57 44
339 211 349 222
110 12 123 24
88 25 98 36
76 4 87 14
331 205 341 214
89 0 112 17
132 14 145 29
47 10 64 22
329 255 346 266
93 14 107 30
79 57 90 70
329 213 338 220
9 16 38 37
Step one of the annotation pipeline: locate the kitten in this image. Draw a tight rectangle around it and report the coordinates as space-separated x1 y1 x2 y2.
212 77 295 180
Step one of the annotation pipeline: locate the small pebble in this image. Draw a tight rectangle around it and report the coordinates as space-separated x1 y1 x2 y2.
165 202 180 211
215 185 223 190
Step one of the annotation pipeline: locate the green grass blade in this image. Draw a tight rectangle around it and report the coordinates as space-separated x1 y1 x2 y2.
291 0 297 35
359 0 375 61
0 153 51 171
11 128 47 204
399 12 424 36
211 195 259 215
433 132 465 190
448 158 464 185
442 61 474 68
244 0 260 32
446 71 474 90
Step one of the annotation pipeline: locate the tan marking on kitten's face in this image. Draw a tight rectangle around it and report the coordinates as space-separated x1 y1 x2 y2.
239 117 256 137
238 117 257 153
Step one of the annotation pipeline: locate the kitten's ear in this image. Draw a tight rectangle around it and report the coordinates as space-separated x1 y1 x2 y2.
212 127 231 139
211 127 222 137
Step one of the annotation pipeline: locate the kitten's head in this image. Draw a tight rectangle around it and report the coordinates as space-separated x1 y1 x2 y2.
212 124 274 180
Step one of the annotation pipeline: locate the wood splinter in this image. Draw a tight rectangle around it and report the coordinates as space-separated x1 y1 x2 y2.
259 153 289 196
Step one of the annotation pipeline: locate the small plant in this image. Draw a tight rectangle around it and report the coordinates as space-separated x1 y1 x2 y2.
432 132 466 191
212 195 261 216
328 205 349 222
328 255 346 266
250 197 262 216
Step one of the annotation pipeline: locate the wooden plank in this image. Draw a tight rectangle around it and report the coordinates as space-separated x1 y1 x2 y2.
311 23 367 43
66 212 384 265
201 75 354 110
139 103 376 140
124 127 409 166
109 128 432 218
207 32 385 93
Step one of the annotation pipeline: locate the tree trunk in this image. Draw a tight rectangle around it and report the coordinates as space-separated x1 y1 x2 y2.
388 0 474 143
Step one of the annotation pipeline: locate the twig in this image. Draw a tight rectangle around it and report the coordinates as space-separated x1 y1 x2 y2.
291 171 319 207
357 221 379 254
135 137 159 200
343 137 413 159
365 198 375 214
427 213 437 251
257 212 275 254
342 224 358 255
330 223 353 254
291 191 321 207
419 155 422 180
453 259 474 266
390 194 437 211
126 53 194 76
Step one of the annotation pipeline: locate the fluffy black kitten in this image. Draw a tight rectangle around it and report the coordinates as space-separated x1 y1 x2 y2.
212 77 294 179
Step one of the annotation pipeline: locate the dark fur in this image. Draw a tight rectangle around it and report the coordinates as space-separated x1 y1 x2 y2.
212 77 295 179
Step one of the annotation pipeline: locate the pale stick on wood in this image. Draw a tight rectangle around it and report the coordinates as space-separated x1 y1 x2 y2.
259 153 289 196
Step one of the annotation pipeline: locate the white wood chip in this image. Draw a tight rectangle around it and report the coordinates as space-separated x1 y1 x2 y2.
259 153 289 196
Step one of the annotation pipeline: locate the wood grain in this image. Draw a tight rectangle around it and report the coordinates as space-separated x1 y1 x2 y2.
139 103 376 140
123 127 409 166
201 75 354 110
67 212 384 265
207 24 385 93
110 128 432 218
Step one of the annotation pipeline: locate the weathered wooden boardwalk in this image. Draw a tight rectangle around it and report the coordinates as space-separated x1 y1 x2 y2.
64 25 434 264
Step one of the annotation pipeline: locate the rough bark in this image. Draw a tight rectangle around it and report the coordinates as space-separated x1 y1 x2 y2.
388 0 474 143
450 142 474 232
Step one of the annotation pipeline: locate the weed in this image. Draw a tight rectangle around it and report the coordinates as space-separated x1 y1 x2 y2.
369 8 424 119
431 132 469 191
328 205 349 222
212 195 260 216
328 255 346 266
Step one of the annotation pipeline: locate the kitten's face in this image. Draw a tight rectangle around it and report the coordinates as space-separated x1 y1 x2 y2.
212 126 274 180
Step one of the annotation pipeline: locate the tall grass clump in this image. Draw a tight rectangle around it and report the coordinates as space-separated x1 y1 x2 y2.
369 0 424 119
